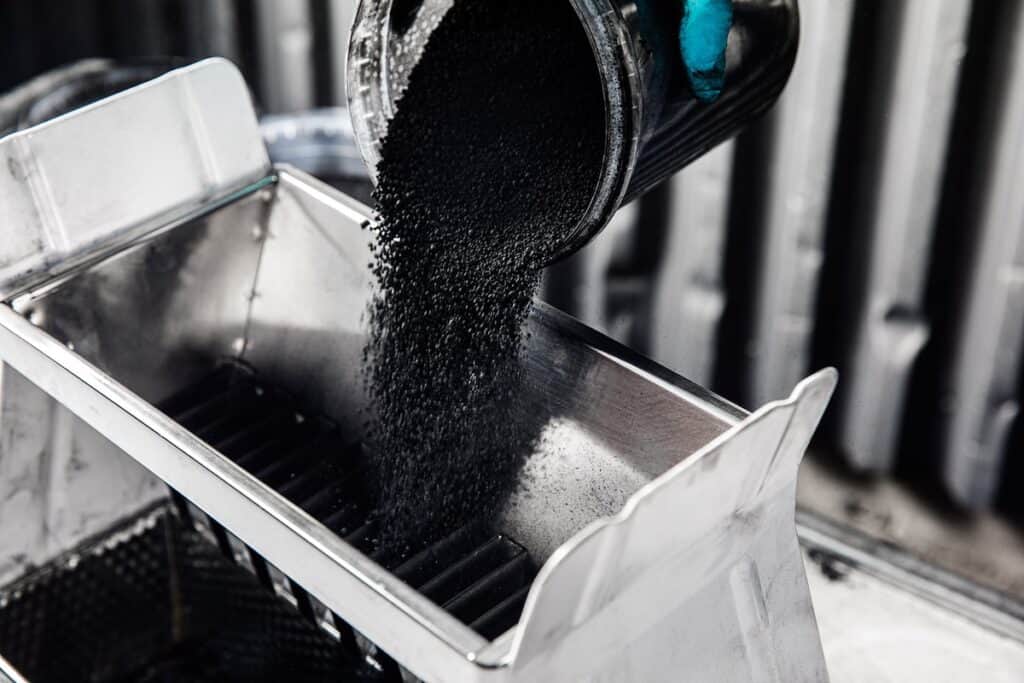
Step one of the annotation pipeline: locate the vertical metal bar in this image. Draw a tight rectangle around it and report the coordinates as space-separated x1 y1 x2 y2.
942 1 1024 508
184 0 240 63
747 0 854 405
837 0 971 471
542 203 641 337
651 141 734 386
327 0 358 104
255 0 316 112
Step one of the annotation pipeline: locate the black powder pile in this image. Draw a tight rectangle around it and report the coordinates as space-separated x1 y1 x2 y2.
365 0 606 548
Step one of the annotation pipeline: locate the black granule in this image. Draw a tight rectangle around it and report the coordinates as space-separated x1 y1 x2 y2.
366 0 605 548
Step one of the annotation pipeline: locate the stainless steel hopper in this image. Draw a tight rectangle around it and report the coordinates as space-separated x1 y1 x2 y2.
0 59 834 683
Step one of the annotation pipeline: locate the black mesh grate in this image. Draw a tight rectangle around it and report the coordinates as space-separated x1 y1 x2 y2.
158 361 537 645
0 508 386 683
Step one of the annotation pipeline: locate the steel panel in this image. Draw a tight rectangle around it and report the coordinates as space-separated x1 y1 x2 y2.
837 0 971 471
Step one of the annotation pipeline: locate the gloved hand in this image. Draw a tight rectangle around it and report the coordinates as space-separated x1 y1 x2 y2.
680 0 733 102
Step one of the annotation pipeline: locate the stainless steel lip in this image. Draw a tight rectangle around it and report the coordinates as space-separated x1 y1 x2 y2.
0 653 29 683
531 296 747 427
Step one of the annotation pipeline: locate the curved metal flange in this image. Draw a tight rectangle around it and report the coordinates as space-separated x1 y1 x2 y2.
504 369 837 682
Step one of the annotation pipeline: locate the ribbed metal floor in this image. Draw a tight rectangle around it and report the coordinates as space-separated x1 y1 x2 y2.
159 362 536 644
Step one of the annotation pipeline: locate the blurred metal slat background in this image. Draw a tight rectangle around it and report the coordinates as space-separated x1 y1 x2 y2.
836 0 971 472
942 0 1024 508
651 142 734 386
747 0 853 407
255 0 316 112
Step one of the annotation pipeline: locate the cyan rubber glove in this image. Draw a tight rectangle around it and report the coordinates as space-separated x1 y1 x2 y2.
680 0 733 102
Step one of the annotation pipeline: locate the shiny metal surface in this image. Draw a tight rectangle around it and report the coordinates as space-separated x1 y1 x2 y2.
347 0 798 261
12 192 266 406
836 0 971 471
942 0 1024 508
0 67 832 680
0 162 834 680
499 301 745 561
0 180 267 586
242 171 374 439
261 108 368 182
748 0 854 406
0 653 28 683
498 370 835 682
0 366 165 587
0 299 490 682
0 58 270 299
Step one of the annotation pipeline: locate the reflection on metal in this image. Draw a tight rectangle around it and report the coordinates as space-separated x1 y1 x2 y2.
837 0 971 471
0 64 833 681
255 0 316 113
748 0 854 405
652 142 734 386
942 1 1024 508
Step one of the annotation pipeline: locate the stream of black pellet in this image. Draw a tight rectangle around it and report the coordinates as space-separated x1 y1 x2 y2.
365 0 605 549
